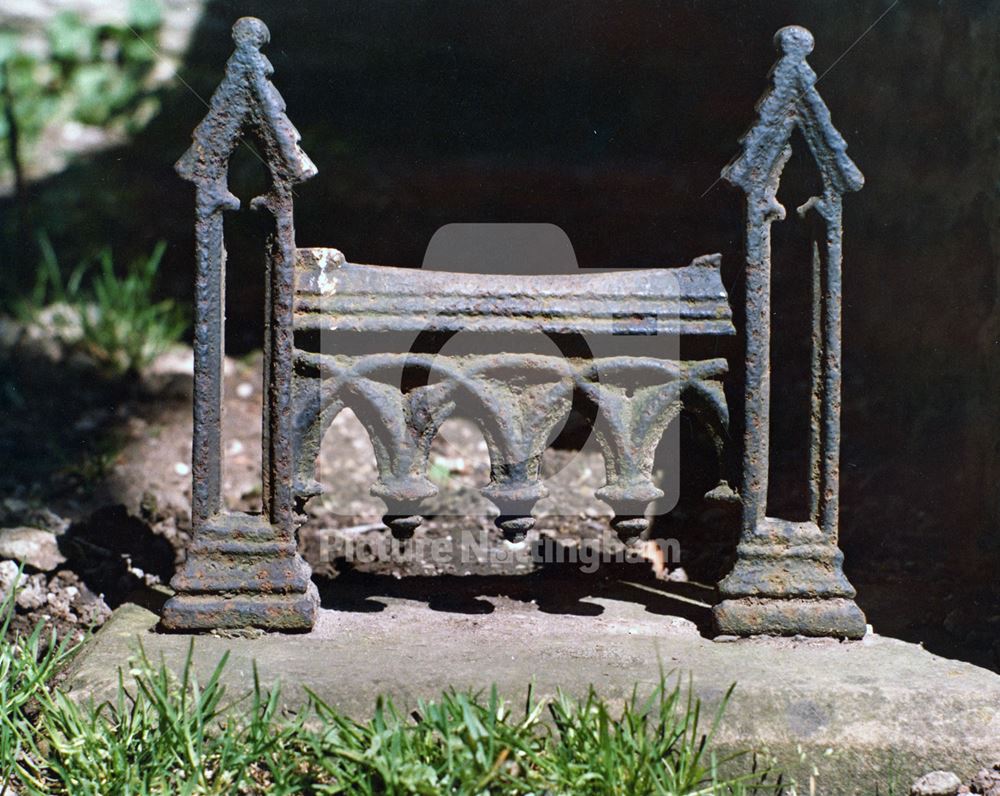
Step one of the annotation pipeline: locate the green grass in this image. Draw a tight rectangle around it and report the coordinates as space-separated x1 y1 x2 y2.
0 569 80 795
14 233 187 375
1 581 785 796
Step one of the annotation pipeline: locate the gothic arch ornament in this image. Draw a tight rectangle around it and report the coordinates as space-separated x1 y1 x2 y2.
162 17 319 630
713 26 866 638
163 19 866 639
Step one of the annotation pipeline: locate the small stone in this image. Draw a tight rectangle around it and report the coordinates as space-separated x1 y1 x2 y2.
236 382 254 399
15 574 47 611
212 627 265 640
174 462 190 476
2 498 28 517
0 527 66 571
911 771 962 796
139 491 159 521
667 567 688 582
971 765 1000 795
21 507 68 534
0 559 24 602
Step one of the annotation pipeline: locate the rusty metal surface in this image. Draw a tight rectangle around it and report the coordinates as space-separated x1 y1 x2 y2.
294 248 734 336
291 247 734 541
292 349 730 542
714 26 866 639
162 17 318 631
164 17 869 638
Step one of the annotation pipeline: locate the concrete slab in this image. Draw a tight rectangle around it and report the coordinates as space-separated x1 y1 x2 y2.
65 597 1000 795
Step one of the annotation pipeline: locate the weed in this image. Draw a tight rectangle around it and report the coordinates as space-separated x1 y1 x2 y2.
15 234 186 375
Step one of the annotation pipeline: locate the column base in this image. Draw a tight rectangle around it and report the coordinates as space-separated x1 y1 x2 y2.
161 583 319 632
160 512 319 632
714 519 866 639
713 596 866 639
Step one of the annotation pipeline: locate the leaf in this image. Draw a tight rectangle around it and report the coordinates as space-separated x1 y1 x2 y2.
0 32 18 65
70 63 117 125
127 0 162 32
47 12 95 63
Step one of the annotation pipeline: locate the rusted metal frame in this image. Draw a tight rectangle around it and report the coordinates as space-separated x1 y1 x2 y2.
261 208 273 531
190 192 231 526
260 181 297 534
291 246 736 543
811 190 844 539
292 249 735 337
291 349 731 543
808 237 823 524
162 17 319 631
715 25 866 638
737 188 781 534
166 17 873 639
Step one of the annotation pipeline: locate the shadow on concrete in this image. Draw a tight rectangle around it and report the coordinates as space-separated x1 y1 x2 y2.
315 555 717 637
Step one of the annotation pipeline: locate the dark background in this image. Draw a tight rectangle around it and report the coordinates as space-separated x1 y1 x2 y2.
3 0 998 665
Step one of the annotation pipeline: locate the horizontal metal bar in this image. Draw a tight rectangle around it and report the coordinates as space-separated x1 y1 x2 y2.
293 350 730 382
294 248 735 337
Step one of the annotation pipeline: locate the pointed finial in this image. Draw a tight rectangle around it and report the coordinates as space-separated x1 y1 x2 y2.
723 25 862 197
774 25 814 58
232 17 269 50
